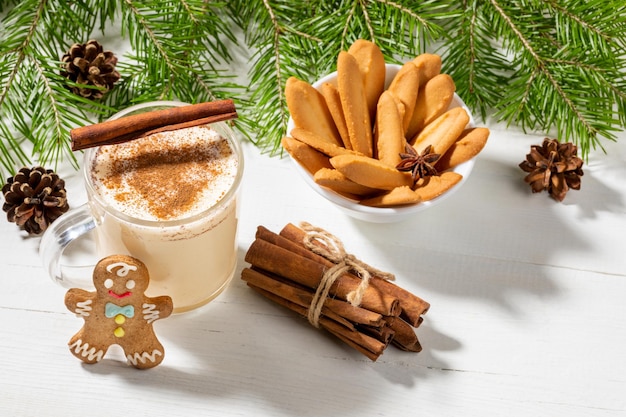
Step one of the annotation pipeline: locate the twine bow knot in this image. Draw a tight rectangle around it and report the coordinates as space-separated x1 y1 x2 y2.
300 222 394 328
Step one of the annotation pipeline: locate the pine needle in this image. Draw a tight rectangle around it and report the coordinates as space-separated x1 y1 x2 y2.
442 0 626 158
1 0 625 181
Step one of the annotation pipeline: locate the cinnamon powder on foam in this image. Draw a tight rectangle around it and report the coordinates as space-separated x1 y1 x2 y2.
94 126 235 221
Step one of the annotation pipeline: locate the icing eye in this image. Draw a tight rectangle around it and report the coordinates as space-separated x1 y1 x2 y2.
126 280 136 290
104 278 114 289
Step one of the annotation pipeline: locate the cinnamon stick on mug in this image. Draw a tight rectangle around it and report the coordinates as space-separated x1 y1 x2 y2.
70 99 238 151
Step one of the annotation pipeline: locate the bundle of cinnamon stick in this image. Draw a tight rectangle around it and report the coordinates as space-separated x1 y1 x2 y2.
241 223 430 361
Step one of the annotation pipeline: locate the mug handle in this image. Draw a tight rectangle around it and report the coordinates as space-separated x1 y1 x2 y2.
39 203 97 289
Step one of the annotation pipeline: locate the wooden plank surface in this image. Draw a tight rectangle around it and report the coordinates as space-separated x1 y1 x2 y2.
1 39 625 417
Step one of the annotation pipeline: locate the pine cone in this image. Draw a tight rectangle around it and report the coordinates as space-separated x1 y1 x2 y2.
2 167 70 235
61 40 120 100
519 138 584 202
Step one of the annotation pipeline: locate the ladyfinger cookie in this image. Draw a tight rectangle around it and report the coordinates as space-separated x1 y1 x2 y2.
406 73 456 139
360 186 422 207
347 39 386 122
320 82 352 149
411 107 470 156
285 76 343 147
412 171 463 201
337 51 373 157
413 53 442 88
281 136 332 175
291 128 361 157
387 61 420 132
361 171 463 206
330 154 414 190
436 127 490 171
314 168 381 198
375 90 405 167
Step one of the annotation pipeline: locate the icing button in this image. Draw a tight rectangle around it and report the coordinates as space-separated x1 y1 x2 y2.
115 314 125 325
114 327 125 338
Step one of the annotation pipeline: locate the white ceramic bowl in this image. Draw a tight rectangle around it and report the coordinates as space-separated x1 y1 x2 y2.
286 63 476 223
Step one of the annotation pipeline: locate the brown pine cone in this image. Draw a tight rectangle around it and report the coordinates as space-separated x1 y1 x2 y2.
60 40 120 100
519 138 584 202
2 167 70 235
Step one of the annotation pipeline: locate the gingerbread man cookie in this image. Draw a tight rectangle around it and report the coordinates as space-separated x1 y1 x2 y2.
65 255 173 369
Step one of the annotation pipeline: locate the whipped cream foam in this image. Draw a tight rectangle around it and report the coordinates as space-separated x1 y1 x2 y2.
89 125 238 222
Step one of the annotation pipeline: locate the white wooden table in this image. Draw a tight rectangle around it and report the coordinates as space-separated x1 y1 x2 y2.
2 49 626 417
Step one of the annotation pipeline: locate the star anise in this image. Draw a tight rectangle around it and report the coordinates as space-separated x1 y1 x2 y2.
396 144 441 183
519 138 584 202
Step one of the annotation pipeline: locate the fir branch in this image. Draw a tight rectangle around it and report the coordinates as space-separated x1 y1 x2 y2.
442 0 626 158
1 0 625 181
227 0 317 153
0 0 100 177
113 0 240 104
439 0 512 122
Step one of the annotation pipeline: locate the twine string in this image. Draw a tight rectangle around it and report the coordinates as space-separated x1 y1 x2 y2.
299 222 395 328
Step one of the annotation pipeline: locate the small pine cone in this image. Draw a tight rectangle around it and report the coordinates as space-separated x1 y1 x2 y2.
519 138 584 202
2 167 70 235
60 40 120 100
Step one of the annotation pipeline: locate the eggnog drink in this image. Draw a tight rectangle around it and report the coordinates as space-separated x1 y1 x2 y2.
85 123 242 313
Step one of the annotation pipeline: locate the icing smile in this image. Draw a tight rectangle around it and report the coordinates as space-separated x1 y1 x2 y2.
108 290 132 299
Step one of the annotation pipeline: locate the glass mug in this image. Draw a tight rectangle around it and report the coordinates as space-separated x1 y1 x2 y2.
40 101 244 313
